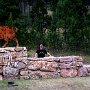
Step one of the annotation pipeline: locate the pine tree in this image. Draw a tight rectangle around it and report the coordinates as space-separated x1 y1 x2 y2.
53 0 90 50
0 0 23 25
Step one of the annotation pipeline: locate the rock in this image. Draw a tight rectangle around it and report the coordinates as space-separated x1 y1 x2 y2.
3 75 19 80
20 76 29 80
43 57 54 61
22 58 28 64
41 72 60 78
16 57 22 61
11 52 17 59
4 66 19 75
15 51 27 58
21 51 27 57
77 67 88 76
16 52 22 58
0 48 5 53
40 61 58 72
60 63 71 69
87 67 90 73
0 75 2 80
20 71 28 76
17 62 26 70
60 56 73 62
4 47 15 52
27 58 40 61
71 61 83 67
28 61 42 70
0 66 3 74
0 53 3 56
73 56 83 62
29 71 41 79
14 47 25 52
53 57 60 62
60 69 77 77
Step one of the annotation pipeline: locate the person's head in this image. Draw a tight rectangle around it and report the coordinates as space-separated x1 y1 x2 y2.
39 44 44 50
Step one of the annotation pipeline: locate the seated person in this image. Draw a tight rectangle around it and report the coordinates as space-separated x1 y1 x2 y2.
35 44 51 58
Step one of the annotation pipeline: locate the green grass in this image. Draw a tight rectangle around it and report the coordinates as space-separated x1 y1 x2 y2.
0 77 90 90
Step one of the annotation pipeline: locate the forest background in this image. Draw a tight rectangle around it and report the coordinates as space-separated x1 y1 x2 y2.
0 0 90 56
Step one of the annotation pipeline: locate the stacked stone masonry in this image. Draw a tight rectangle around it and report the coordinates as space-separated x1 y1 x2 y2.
0 47 89 80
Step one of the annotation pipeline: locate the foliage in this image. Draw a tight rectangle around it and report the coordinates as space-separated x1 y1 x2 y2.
27 0 52 47
0 0 90 53
0 0 22 24
50 0 59 11
5 12 27 47
53 0 90 51
0 0 30 47
47 30 62 50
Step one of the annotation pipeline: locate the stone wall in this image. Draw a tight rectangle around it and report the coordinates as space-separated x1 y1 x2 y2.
0 47 27 80
0 47 89 80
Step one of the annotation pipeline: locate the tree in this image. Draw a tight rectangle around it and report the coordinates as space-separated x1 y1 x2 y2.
0 0 23 25
53 0 90 51
50 0 59 11
28 0 52 45
0 0 30 47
